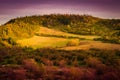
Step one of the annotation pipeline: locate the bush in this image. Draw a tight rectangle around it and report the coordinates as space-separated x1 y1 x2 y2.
8 37 17 45
66 39 79 46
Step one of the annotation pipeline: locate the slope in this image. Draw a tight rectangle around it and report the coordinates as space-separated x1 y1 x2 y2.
0 14 120 47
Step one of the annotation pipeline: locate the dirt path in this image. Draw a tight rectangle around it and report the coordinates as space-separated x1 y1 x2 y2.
59 41 120 50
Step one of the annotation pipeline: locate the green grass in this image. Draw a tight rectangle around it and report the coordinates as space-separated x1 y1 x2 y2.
17 36 79 49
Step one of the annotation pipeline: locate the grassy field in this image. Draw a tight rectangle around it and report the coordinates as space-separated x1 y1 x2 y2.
17 27 120 50
17 35 120 50
36 27 100 40
17 36 79 49
17 27 96 49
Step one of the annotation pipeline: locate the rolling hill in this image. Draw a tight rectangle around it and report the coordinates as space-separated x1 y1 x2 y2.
0 14 120 80
0 14 120 48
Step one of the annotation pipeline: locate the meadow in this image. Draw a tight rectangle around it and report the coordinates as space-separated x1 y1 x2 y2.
17 27 98 49
17 27 120 51
17 36 77 49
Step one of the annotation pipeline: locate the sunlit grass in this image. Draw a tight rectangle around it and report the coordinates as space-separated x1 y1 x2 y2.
36 27 100 40
17 27 120 50
17 36 79 49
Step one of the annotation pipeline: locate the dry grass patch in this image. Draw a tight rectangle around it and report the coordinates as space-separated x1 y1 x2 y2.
59 41 120 50
17 36 78 49
36 27 100 40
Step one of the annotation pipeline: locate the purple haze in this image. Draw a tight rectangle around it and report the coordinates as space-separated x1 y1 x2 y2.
0 0 120 24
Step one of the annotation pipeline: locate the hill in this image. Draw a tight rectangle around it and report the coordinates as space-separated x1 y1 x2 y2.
5 14 120 36
0 14 120 47
0 14 120 80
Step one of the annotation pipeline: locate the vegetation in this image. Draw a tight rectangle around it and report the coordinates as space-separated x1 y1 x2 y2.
0 14 120 80
5 14 120 36
0 47 120 80
0 14 119 45
17 36 74 49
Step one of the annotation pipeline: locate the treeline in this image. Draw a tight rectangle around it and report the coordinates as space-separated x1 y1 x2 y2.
5 14 120 36
0 47 120 80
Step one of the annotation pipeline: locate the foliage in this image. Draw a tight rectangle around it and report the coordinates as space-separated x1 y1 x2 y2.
0 47 120 80
94 36 120 44
0 21 40 39
4 14 120 36
0 14 120 80
0 14 119 44
0 37 17 47
66 39 79 46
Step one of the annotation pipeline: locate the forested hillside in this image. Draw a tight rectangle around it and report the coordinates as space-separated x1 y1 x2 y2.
1 14 119 44
5 14 120 36
0 14 120 46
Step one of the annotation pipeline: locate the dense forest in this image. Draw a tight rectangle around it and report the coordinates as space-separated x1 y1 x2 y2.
0 14 120 80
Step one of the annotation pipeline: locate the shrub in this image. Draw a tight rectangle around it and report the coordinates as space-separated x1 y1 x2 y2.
66 39 79 46
8 37 17 45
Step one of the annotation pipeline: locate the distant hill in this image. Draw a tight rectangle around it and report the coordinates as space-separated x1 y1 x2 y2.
4 14 120 36
2 14 120 36
0 14 120 46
